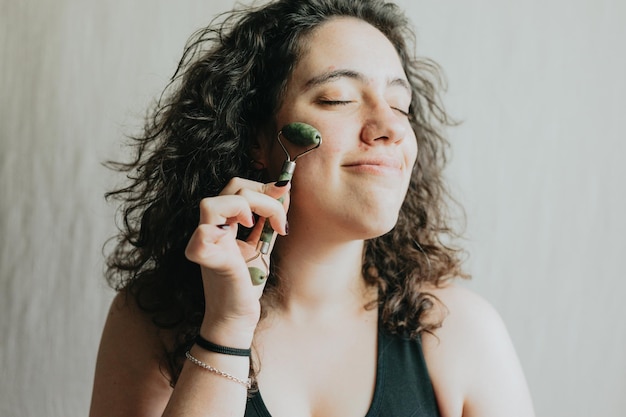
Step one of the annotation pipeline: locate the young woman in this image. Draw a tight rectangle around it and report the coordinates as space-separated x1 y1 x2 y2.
89 1 535 416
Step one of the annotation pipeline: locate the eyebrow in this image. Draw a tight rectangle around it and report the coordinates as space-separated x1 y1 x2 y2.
303 69 411 94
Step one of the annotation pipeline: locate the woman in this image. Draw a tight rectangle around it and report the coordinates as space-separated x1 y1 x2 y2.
89 0 535 416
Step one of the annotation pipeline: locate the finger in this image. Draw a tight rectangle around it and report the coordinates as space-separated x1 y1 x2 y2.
220 177 291 201
263 180 292 201
185 224 234 267
246 218 264 243
198 195 255 228
199 193 288 235
219 177 267 196
246 182 291 242
245 190 290 243
236 188 288 235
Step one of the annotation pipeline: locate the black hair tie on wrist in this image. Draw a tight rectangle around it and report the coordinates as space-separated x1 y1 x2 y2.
194 335 252 357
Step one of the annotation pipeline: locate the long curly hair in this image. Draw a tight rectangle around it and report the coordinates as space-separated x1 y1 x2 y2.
105 0 467 386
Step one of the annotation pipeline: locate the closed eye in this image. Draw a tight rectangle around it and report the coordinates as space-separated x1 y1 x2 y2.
317 99 353 106
318 99 409 117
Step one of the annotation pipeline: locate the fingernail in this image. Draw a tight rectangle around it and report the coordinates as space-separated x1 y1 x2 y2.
217 224 230 230
274 179 290 187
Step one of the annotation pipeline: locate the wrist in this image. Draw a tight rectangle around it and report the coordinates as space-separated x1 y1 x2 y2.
199 318 256 350
195 334 252 357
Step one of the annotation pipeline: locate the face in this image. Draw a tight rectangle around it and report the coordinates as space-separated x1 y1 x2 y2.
263 17 418 242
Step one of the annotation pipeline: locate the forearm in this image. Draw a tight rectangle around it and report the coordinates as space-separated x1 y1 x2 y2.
163 345 251 417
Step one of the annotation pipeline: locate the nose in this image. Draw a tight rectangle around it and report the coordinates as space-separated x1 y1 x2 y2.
360 100 408 145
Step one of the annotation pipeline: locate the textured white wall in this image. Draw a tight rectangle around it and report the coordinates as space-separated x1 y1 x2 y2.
1 1 624 416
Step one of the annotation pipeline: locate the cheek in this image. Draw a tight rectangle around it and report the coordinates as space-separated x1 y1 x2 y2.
299 140 342 169
407 133 418 160
288 146 340 201
266 152 287 180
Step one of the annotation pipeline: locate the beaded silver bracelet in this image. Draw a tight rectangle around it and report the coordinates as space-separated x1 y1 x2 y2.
185 351 252 389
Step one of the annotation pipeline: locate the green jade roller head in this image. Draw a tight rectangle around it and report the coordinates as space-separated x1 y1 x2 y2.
248 122 322 285
274 122 323 182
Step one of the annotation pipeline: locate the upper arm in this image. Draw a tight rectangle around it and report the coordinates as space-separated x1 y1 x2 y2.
422 285 535 417
89 292 174 417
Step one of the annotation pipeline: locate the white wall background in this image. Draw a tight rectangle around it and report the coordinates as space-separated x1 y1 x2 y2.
1 0 624 416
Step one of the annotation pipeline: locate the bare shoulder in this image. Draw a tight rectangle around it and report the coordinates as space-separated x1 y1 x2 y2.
421 284 535 417
89 291 174 417
426 283 505 339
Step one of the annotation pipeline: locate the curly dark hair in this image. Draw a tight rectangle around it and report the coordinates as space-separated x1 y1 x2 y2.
104 0 467 386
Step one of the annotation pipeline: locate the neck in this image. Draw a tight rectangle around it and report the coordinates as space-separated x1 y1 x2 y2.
267 232 376 322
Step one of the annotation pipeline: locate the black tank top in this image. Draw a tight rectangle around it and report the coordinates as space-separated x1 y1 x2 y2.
244 327 441 417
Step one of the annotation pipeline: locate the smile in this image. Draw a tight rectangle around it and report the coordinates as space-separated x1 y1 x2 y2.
342 156 403 175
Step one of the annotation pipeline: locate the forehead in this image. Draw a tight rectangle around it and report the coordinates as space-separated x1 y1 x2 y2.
292 17 407 85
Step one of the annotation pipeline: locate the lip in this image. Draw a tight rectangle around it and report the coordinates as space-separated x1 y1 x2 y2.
342 155 403 174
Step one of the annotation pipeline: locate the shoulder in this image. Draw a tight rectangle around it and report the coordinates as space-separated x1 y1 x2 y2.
421 284 510 383
89 291 174 416
426 283 505 341
102 290 175 355
420 284 535 417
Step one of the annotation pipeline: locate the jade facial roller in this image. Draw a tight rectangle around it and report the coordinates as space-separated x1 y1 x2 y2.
247 122 322 285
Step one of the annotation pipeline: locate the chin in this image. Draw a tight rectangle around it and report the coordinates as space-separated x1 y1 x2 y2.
356 215 400 240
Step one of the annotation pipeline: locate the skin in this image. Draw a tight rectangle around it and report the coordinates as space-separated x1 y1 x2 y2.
89 17 535 417
265 20 417 244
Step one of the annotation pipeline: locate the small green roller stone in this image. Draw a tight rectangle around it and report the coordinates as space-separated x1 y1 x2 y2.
249 267 267 286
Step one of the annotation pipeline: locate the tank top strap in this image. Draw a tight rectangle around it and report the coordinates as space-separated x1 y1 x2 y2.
367 328 440 416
